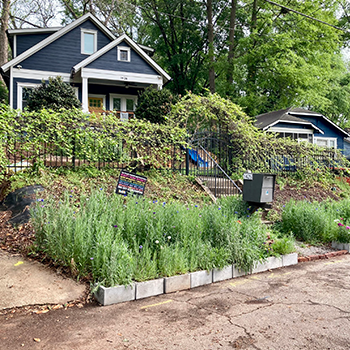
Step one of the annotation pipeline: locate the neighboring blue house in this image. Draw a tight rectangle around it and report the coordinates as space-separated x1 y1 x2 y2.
0 13 171 119
255 107 350 155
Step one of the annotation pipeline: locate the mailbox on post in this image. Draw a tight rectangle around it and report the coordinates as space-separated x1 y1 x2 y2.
243 173 276 204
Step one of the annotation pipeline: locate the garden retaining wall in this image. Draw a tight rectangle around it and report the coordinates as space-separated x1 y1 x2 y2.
94 253 298 306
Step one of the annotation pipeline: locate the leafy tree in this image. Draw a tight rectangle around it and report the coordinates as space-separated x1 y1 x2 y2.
135 87 178 124
27 76 81 112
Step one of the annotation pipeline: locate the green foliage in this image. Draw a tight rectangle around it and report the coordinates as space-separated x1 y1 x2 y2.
26 77 81 112
0 80 8 104
170 92 348 177
31 191 278 286
0 103 187 172
278 198 350 243
135 87 178 124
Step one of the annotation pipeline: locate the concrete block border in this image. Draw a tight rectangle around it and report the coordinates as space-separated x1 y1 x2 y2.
94 253 298 306
332 241 350 252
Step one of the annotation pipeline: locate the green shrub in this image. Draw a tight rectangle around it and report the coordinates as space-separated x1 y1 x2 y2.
0 80 8 104
135 87 178 124
31 191 274 286
278 198 350 244
26 76 81 112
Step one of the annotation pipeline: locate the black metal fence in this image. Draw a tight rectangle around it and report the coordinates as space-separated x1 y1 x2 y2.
4 130 342 176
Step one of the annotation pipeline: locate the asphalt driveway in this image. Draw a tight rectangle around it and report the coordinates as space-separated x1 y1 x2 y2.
1 255 350 349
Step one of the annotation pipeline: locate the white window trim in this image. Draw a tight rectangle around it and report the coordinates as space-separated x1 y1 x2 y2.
117 46 131 62
109 93 137 111
17 82 40 110
88 94 106 109
81 29 97 55
314 137 337 149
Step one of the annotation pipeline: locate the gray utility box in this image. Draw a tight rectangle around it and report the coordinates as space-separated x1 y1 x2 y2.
243 173 276 203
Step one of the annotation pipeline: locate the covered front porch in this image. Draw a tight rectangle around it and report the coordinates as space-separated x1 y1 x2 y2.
71 67 164 119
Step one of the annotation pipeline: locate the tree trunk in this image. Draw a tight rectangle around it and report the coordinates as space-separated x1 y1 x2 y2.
227 0 237 87
247 0 258 95
206 0 215 93
0 0 10 71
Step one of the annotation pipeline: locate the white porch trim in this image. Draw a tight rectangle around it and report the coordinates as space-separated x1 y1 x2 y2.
9 67 13 108
12 68 71 82
81 68 162 85
82 77 89 113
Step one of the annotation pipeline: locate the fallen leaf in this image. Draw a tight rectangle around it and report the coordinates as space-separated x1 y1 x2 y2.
14 261 23 266
35 310 49 314
33 338 41 342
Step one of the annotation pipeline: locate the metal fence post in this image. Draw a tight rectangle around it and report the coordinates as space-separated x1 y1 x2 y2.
186 147 189 176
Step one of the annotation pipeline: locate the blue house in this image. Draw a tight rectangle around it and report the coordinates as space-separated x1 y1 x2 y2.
255 108 350 154
0 13 171 119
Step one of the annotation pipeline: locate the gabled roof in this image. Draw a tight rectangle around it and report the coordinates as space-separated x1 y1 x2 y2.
1 13 116 74
7 27 62 35
72 34 171 83
255 107 350 137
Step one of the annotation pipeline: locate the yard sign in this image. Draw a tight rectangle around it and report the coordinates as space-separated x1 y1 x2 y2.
116 170 147 196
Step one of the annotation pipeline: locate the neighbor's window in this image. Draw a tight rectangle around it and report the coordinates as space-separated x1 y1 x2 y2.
117 46 130 62
81 29 97 55
314 137 337 149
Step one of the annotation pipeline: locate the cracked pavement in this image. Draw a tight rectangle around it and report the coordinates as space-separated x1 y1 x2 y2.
1 255 350 349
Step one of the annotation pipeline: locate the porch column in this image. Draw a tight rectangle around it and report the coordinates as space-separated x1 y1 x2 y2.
82 76 89 113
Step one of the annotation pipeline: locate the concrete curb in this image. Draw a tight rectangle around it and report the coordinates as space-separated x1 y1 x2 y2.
94 253 298 306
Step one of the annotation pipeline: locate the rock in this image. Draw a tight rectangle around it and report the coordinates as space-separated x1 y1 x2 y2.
0 185 45 225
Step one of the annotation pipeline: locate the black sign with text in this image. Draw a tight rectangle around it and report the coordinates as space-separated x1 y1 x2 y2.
116 170 147 196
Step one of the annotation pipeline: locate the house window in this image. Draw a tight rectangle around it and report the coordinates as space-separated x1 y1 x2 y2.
81 29 97 55
117 46 130 62
109 94 137 120
17 83 40 110
314 137 337 149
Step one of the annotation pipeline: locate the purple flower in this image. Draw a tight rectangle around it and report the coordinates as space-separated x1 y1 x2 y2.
41 205 44 208
113 225 118 228
195 205 198 208
346 226 350 230
153 212 156 215
139 245 143 249
218 207 221 210
338 223 344 227
99 188 103 190
90 257 94 260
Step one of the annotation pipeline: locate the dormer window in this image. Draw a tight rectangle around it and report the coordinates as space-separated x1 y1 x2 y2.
117 46 130 62
81 29 97 55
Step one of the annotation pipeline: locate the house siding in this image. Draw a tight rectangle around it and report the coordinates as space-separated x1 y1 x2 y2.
300 116 345 150
86 41 159 75
19 20 112 73
16 34 53 56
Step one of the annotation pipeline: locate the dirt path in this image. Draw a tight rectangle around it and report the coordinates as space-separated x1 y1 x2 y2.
1 255 350 350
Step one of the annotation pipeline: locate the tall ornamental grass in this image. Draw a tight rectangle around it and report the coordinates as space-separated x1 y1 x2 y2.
31 190 278 287
279 198 350 243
